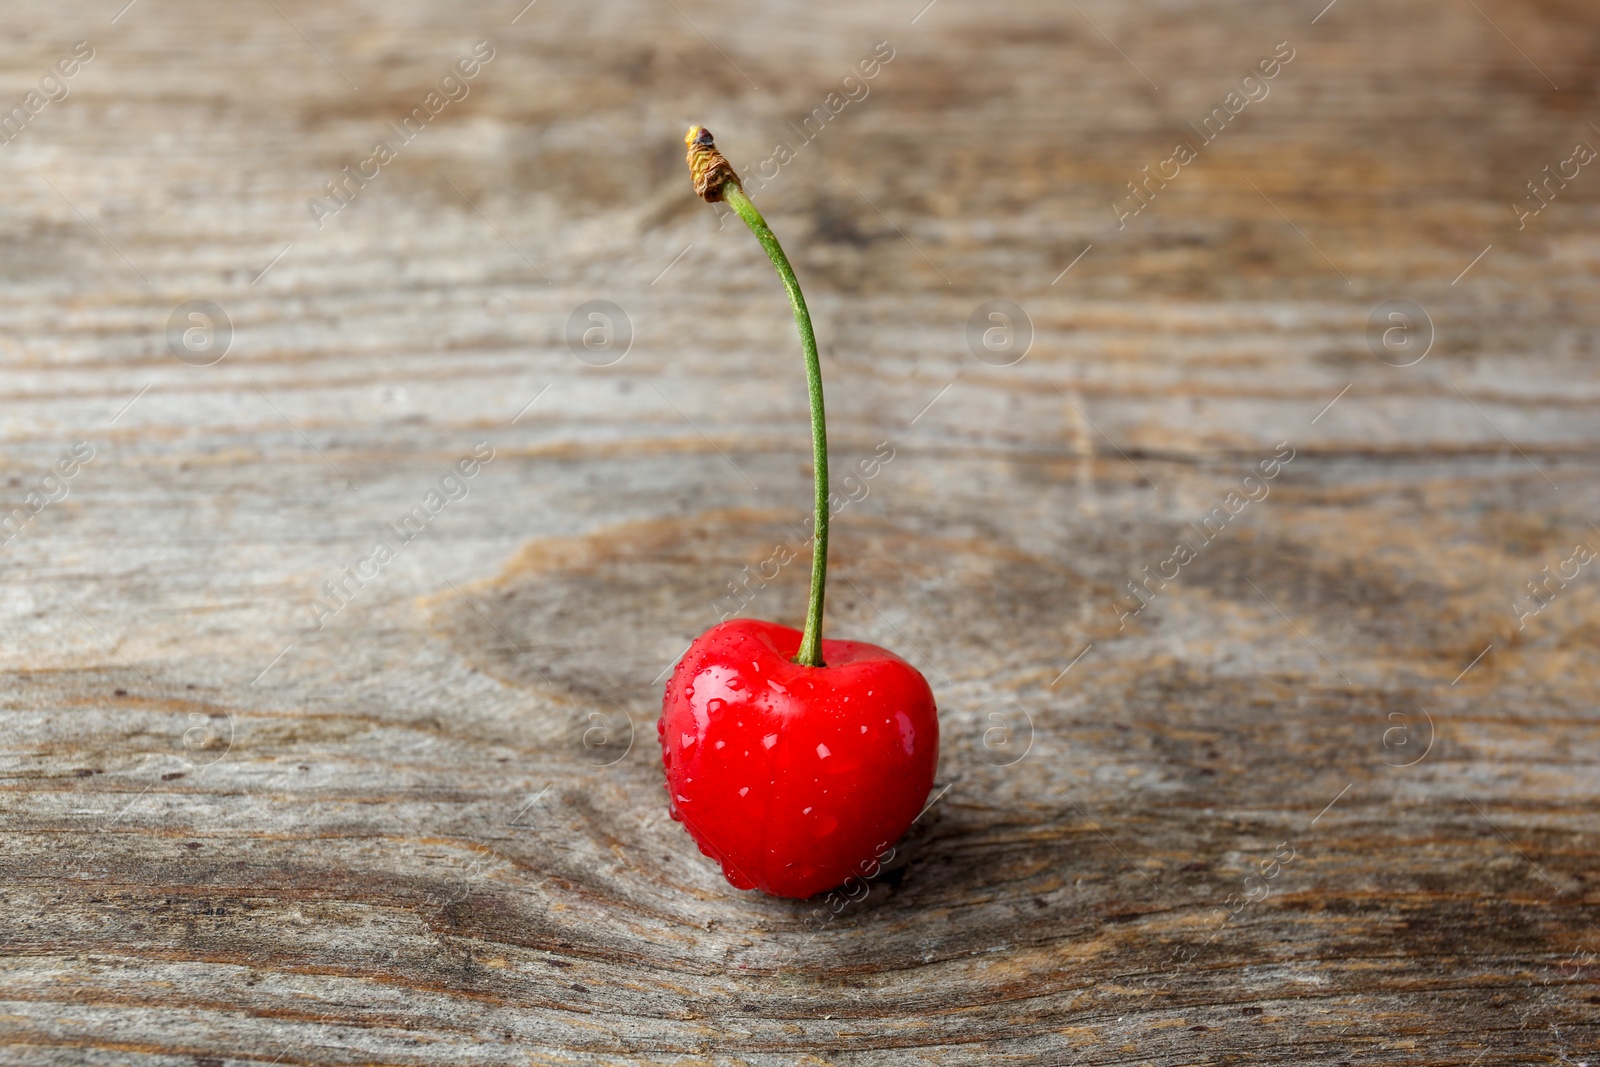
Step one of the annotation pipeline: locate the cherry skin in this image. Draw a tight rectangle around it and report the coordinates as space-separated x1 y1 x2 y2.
659 618 939 899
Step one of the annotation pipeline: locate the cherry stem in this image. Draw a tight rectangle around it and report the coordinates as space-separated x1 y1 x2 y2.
722 184 829 668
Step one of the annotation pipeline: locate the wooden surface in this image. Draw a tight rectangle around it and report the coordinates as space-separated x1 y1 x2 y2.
2 0 1598 1063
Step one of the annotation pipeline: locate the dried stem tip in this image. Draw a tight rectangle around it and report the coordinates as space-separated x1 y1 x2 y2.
685 126 741 202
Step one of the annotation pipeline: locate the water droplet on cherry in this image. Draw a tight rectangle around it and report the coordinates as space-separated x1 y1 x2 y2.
895 711 916 755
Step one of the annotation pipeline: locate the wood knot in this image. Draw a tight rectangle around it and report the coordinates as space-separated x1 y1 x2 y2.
685 126 740 202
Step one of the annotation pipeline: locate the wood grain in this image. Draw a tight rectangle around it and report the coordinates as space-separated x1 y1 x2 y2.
1 0 1597 1063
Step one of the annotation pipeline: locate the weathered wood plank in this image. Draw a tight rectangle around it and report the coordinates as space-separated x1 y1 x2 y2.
1 0 1598 1063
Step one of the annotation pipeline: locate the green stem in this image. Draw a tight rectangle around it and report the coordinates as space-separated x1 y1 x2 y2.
722 185 829 668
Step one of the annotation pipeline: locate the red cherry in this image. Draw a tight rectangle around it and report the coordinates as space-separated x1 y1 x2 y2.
659 618 939 899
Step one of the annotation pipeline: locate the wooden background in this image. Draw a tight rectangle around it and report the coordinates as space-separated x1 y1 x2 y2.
2 0 1597 1063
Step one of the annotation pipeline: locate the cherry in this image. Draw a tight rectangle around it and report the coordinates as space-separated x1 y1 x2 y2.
663 128 941 898
660 618 938 898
